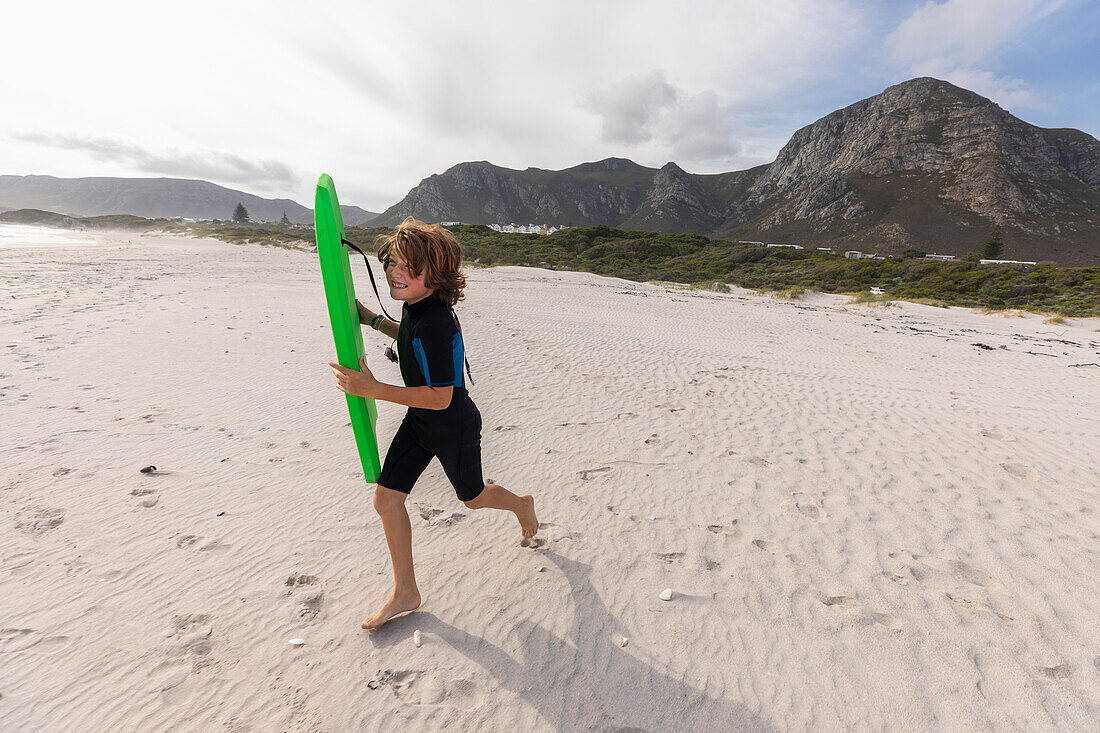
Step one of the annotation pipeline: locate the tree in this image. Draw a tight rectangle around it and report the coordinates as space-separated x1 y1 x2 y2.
232 202 250 224
280 211 291 226
982 225 1003 260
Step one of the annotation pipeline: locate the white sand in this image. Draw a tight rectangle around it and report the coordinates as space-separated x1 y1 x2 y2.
1 231 1099 731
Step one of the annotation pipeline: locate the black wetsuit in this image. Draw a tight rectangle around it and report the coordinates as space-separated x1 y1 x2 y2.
377 296 484 501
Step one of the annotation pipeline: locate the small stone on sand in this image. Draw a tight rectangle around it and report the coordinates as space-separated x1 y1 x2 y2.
621 637 629 647
659 588 673 601
289 638 304 646
413 630 422 647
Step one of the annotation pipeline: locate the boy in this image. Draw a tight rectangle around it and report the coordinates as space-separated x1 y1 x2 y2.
329 218 538 630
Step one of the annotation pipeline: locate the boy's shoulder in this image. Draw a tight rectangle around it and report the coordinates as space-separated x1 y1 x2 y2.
410 299 456 332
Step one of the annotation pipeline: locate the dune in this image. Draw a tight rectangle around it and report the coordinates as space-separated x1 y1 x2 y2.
1 231 1098 730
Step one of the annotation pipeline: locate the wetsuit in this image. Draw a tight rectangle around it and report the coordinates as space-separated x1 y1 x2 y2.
377 295 484 502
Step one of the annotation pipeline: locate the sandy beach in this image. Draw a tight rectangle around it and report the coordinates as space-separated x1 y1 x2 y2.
2 231 1099 731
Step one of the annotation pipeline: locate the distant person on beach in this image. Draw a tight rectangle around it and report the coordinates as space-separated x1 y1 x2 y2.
329 217 539 630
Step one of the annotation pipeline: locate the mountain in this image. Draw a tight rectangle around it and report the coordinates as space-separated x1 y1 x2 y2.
0 176 378 226
372 78 1100 264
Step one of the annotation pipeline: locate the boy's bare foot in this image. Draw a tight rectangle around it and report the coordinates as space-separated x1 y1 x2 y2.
361 589 421 630
518 494 539 539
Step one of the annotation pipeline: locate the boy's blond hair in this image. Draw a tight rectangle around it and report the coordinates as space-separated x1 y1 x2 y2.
375 217 467 307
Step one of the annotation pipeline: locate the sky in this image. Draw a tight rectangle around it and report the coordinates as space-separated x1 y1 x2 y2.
2 0 1098 213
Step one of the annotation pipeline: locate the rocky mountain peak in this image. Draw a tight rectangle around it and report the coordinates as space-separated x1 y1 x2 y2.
371 78 1099 263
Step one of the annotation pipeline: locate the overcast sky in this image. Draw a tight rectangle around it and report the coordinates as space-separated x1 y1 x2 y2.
3 0 1097 212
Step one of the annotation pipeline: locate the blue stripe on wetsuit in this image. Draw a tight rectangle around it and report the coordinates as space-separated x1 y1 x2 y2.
412 335 463 388
452 332 464 389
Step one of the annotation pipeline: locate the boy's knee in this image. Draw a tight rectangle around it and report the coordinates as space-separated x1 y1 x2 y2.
373 485 407 515
462 486 488 510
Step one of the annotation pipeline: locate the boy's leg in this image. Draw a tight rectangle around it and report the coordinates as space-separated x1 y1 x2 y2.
464 483 539 539
362 485 421 629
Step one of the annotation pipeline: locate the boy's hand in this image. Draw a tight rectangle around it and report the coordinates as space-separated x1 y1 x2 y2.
355 299 374 323
329 356 379 399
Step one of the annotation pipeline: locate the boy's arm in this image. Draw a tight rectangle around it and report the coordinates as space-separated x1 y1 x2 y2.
374 317 399 340
356 300 400 340
329 358 452 410
373 382 452 410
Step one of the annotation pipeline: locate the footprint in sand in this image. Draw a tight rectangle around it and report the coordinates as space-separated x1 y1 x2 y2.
645 434 662 445
131 488 159 508
150 661 197 706
821 595 858 607
745 456 773 468
175 535 230 553
285 574 324 619
165 614 214 659
1037 664 1094 696
569 494 585 503
883 570 909 585
577 467 612 481
369 669 483 709
3 550 38 577
1001 463 1037 480
519 537 546 549
606 505 620 515
944 592 1015 622
980 428 1015 441
872 611 904 630
16 508 65 535
952 560 1003 590
0 627 73 654
416 504 467 527
51 468 73 477
792 492 827 521
752 539 780 554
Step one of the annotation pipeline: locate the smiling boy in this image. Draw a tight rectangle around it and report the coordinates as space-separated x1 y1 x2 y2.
329 217 538 630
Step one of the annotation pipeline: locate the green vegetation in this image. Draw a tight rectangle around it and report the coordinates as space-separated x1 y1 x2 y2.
4 211 1097 317
168 221 313 249
771 286 807 300
847 292 896 307
430 224 1098 317
232 202 250 224
982 225 1004 259
0 209 161 230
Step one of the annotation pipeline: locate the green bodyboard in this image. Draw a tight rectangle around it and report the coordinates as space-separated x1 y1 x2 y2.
315 174 381 482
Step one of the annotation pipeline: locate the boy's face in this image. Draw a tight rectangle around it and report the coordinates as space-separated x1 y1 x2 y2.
385 252 434 305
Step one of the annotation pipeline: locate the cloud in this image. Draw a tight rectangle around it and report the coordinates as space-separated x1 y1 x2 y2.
662 90 739 164
885 0 1068 109
9 131 297 190
583 72 739 169
586 71 681 145
887 0 1067 67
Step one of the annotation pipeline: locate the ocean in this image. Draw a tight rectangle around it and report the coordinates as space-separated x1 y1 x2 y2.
0 223 99 248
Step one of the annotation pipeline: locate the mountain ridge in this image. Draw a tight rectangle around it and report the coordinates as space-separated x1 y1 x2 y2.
0 175 378 226
372 77 1100 264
